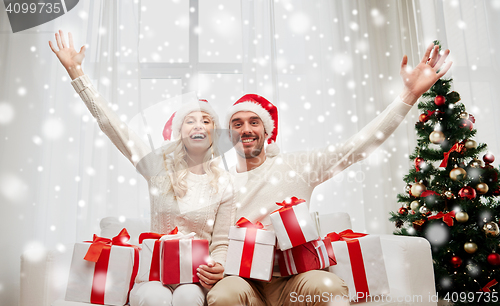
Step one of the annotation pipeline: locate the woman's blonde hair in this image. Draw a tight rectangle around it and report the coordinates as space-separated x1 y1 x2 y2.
162 121 222 199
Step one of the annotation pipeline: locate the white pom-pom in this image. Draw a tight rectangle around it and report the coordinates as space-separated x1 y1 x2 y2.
265 141 280 158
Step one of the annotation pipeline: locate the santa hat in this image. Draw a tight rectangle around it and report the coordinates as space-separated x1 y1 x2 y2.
162 99 220 141
226 94 279 157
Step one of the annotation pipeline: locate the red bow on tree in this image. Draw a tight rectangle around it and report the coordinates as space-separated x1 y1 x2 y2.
440 142 466 168
480 279 498 292
84 228 137 262
428 211 456 227
421 190 440 197
236 217 264 229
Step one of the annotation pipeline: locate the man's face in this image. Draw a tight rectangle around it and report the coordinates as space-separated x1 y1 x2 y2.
229 111 267 159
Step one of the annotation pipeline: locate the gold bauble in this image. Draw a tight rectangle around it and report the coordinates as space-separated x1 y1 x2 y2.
459 111 469 119
410 200 420 211
411 183 427 197
483 222 500 237
464 242 478 254
429 131 446 144
476 183 489 195
449 167 467 181
469 158 483 168
455 211 469 223
464 139 477 150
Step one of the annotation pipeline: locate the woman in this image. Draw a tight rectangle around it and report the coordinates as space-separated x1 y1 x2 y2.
49 30 235 306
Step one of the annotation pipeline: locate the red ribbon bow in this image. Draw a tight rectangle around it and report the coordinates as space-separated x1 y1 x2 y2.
421 190 440 197
273 197 306 213
480 279 498 292
326 229 368 242
440 142 466 168
138 227 179 244
428 211 456 227
236 217 264 229
84 228 136 262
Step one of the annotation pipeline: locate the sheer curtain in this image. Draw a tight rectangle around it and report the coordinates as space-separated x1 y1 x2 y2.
239 0 500 234
0 1 142 305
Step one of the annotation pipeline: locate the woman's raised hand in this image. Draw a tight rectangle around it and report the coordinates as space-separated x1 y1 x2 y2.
49 30 85 79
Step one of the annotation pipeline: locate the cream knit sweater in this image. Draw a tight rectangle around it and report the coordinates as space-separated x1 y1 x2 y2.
231 96 413 230
71 75 235 266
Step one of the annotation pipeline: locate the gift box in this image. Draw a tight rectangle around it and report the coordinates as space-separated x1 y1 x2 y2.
161 232 209 285
136 227 179 283
270 197 320 250
327 230 390 299
65 229 139 305
225 217 276 281
276 237 336 276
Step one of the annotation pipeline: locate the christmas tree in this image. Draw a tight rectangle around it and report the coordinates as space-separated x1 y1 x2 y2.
389 43 500 305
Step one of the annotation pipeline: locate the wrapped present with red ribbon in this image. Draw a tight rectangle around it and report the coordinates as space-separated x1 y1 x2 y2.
225 217 276 281
270 197 320 251
136 227 179 282
65 228 139 305
327 230 390 300
276 237 336 276
160 232 209 285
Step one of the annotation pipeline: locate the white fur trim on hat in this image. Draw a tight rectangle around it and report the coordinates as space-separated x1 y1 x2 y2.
226 101 275 140
171 101 220 140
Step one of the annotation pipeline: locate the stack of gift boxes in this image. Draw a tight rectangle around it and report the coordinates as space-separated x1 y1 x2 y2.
64 196 389 305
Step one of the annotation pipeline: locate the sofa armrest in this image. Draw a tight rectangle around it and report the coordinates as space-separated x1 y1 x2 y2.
379 235 437 305
20 244 74 306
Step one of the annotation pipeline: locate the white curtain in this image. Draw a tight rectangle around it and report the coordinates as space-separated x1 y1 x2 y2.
0 1 142 305
238 0 500 234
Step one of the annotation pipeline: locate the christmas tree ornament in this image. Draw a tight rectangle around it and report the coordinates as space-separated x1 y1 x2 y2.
476 183 489 195
419 205 430 215
455 211 469 223
464 139 477 150
414 157 426 171
464 242 478 254
395 220 404 228
450 256 462 268
449 167 467 181
459 111 468 119
419 114 428 123
411 183 427 197
483 153 495 164
458 186 477 200
434 95 446 106
459 118 473 130
487 252 500 266
398 207 408 215
404 184 411 194
468 158 483 168
483 222 500 237
410 200 420 211
429 131 445 144
413 219 426 231
444 190 455 199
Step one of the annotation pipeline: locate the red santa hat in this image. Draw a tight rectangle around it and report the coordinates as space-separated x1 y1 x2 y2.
226 94 279 156
162 99 220 141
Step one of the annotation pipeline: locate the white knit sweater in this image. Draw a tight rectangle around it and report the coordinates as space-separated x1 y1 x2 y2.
231 96 412 230
71 75 235 266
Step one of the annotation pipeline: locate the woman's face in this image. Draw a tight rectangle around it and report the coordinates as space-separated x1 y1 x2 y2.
180 111 214 154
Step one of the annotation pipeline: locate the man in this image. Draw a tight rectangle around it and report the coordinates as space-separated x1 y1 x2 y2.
204 44 452 306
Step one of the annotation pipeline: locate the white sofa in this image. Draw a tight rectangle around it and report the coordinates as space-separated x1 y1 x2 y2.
20 213 437 306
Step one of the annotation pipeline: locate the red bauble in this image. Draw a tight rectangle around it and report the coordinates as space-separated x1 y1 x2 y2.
459 186 477 200
419 113 429 123
487 253 500 266
459 119 473 130
483 153 495 164
434 95 446 106
414 157 425 171
398 207 408 215
450 256 462 268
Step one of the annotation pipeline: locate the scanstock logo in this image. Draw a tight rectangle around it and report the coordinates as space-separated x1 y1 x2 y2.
3 0 79 33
